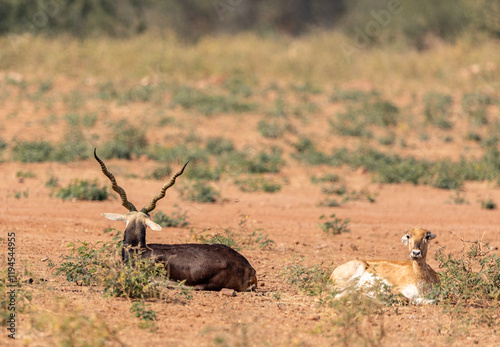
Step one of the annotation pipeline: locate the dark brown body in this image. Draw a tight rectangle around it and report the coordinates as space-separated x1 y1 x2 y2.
138 244 257 291
95 149 257 292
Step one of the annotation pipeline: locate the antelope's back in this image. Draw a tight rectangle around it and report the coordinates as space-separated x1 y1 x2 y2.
145 243 257 291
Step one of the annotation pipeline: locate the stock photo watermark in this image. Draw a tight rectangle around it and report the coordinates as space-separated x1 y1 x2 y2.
341 0 402 63
6 232 18 339
213 0 245 22
8 0 62 51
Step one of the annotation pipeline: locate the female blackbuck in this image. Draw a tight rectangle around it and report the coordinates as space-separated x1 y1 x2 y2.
94 149 257 292
330 228 439 304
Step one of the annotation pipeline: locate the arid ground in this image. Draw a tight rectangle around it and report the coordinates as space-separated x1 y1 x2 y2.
1 34 500 346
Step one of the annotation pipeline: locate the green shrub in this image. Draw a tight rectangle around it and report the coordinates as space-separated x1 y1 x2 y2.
292 137 332 166
234 177 281 193
480 198 496 210
311 174 340 184
206 137 235 155
366 101 399 127
50 229 169 299
330 89 378 103
56 180 108 201
0 137 7 157
378 132 396 146
172 86 256 116
52 127 90 163
462 93 491 126
433 241 500 305
180 181 220 203
245 148 284 174
12 140 53 162
257 119 290 139
148 144 208 164
424 92 453 129
185 164 221 181
190 229 240 250
317 198 341 207
281 261 328 296
16 170 36 179
152 206 189 228
148 165 172 180
101 120 148 159
224 74 254 97
319 214 350 235
130 300 157 329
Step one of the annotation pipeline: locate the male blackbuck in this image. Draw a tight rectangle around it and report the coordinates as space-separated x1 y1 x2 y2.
94 149 257 292
330 228 439 303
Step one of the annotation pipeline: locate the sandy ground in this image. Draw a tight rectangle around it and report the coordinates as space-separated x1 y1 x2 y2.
1 74 500 346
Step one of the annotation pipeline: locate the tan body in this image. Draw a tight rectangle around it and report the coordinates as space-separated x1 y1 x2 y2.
331 228 439 303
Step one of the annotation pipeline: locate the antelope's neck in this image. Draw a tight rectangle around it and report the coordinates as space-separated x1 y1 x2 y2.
123 220 147 248
412 259 432 286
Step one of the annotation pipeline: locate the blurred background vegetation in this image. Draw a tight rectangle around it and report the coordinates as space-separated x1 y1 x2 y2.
0 0 499 47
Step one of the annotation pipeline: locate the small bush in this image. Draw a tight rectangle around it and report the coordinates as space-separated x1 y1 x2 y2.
234 177 281 193
186 164 221 181
180 181 220 203
424 92 453 129
292 137 331 166
245 148 284 174
56 180 108 201
45 176 59 188
148 165 172 180
101 120 148 159
319 214 350 235
190 229 240 250
206 137 235 155
16 170 36 179
281 261 328 296
51 229 169 300
0 137 7 157
148 144 208 164
433 240 500 305
480 198 496 210
462 93 491 126
52 126 90 162
130 300 157 329
311 173 340 184
172 86 256 116
152 206 189 228
12 140 53 162
317 198 341 207
257 118 291 139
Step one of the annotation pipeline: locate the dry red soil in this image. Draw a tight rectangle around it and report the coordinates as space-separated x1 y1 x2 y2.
1 76 499 347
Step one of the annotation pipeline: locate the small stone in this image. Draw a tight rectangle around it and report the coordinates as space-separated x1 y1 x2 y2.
220 288 236 297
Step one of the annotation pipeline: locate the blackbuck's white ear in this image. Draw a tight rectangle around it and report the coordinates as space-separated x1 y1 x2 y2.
145 219 162 231
427 232 437 240
401 234 410 245
101 213 127 222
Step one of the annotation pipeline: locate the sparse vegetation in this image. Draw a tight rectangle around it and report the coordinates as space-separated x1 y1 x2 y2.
433 240 500 309
152 206 189 228
234 177 282 193
56 180 108 201
3 7 500 344
179 181 220 203
319 214 351 235
480 198 497 210
12 140 53 163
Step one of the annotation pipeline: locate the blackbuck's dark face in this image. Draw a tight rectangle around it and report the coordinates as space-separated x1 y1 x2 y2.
401 228 436 261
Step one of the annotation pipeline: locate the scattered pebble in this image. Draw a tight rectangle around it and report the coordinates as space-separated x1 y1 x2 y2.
220 288 236 297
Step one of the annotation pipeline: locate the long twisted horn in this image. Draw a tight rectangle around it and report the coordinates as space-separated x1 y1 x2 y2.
94 148 137 212
141 161 189 214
